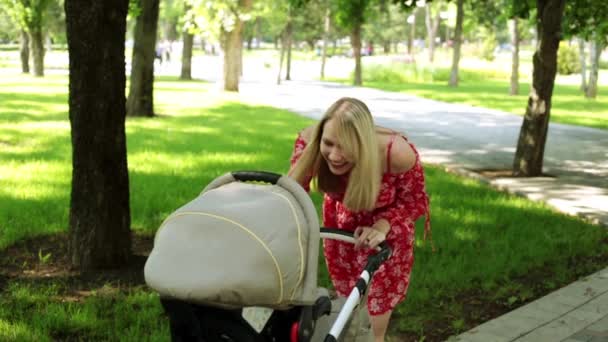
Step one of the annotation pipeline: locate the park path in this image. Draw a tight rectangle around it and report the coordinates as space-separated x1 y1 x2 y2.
206 65 608 341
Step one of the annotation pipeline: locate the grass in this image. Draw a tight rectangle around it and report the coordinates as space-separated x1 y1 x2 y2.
0 73 606 340
334 61 608 130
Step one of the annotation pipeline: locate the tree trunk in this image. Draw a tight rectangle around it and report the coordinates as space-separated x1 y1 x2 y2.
180 32 193 80
223 22 244 91
255 17 262 48
585 38 601 98
20 30 30 74
127 0 160 117
285 16 293 81
320 6 330 80
65 0 131 270
513 0 566 177
277 31 286 85
407 8 416 55
351 23 362 86
425 4 440 63
29 29 45 77
509 18 520 95
448 0 464 87
578 38 587 92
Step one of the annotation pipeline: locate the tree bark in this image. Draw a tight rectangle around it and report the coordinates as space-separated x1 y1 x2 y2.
20 30 30 74
407 8 417 55
585 38 601 98
127 0 160 117
513 0 566 177
320 6 330 80
425 4 440 63
277 31 286 85
578 37 587 92
352 23 362 86
29 29 45 77
448 0 464 87
285 16 293 81
65 0 131 270
223 22 244 91
180 32 193 80
509 18 520 95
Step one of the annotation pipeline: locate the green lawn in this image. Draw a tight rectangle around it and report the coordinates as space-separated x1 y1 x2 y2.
335 62 608 130
0 74 606 341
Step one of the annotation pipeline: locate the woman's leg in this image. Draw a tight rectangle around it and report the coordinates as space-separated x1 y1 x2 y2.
370 310 392 342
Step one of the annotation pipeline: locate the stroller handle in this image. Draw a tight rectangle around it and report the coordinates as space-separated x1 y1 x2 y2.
320 227 392 265
231 170 282 184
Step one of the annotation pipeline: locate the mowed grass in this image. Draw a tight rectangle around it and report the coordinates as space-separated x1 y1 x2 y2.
0 74 606 340
335 61 608 130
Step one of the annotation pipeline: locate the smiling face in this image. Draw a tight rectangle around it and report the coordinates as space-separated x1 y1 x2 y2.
320 118 355 175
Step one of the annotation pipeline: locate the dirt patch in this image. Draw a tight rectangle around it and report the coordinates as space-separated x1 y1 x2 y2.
0 233 153 299
1 234 606 341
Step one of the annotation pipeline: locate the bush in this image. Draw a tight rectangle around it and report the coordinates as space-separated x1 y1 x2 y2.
557 42 581 75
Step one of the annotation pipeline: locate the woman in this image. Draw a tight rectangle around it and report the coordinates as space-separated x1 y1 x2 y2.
289 97 430 342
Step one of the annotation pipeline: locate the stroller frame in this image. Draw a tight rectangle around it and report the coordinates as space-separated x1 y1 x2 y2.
153 171 392 342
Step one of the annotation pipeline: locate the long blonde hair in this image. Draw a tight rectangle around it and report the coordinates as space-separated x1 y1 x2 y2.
290 97 381 212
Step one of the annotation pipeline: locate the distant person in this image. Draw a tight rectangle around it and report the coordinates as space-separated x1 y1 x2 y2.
289 97 431 342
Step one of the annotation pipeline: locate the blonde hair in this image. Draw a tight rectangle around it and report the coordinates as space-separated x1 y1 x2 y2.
290 97 381 212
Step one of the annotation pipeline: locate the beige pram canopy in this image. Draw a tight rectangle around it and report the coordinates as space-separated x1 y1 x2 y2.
144 171 321 309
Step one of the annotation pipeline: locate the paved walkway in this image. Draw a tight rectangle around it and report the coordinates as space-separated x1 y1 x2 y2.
228 78 608 341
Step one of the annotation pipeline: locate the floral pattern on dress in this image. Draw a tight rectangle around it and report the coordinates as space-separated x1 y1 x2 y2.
290 132 430 316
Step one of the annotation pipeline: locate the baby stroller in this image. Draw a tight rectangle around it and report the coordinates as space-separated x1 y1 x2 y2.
144 171 392 342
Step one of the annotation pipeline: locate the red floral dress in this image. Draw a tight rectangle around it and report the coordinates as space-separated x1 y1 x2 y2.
290 132 430 316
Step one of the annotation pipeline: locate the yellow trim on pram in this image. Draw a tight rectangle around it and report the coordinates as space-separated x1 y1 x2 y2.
160 211 285 305
267 190 305 300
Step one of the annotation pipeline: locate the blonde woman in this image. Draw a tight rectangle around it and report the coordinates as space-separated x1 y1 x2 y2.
289 97 430 342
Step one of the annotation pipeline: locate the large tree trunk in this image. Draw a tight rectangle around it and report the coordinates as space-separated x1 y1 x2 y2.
509 18 520 95
65 0 131 270
20 30 30 74
320 6 330 80
578 37 587 92
285 16 293 81
127 0 160 117
29 29 45 77
585 38 601 98
425 4 440 63
351 23 362 86
513 0 566 177
180 32 193 80
448 0 464 87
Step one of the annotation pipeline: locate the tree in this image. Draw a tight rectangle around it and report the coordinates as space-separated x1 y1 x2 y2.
127 0 160 117
65 0 132 269
195 0 253 92
563 0 608 98
513 0 566 176
180 3 195 80
333 0 373 86
2 0 53 76
448 0 463 86
424 1 442 63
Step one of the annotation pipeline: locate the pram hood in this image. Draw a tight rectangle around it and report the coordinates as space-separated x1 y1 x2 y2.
144 171 320 309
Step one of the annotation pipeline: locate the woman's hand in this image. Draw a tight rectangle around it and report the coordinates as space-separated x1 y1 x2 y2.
354 226 387 250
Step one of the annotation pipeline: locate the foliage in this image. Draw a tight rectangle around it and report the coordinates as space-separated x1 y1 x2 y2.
563 0 608 46
0 0 54 32
480 30 497 61
556 41 581 75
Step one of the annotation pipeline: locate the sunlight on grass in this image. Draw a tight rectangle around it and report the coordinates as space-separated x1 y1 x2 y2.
336 63 608 130
1 73 606 340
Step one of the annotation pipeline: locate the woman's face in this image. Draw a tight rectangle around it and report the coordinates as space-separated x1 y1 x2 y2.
320 118 355 175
